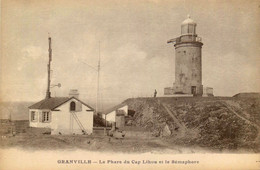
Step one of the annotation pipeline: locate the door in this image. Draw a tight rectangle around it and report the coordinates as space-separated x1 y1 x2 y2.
191 86 196 96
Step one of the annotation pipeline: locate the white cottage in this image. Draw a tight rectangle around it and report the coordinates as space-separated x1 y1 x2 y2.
28 96 94 135
102 103 128 128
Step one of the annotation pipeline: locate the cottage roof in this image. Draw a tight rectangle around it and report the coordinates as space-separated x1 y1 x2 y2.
28 97 94 111
103 103 127 115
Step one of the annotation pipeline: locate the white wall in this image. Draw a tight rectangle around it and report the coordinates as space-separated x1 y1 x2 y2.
103 105 128 123
106 111 116 122
51 98 93 135
203 87 214 96
119 105 128 116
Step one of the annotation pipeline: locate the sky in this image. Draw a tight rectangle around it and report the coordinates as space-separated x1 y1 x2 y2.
1 0 260 110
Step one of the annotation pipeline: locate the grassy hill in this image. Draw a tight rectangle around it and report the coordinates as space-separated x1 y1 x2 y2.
0 96 259 153
123 96 260 152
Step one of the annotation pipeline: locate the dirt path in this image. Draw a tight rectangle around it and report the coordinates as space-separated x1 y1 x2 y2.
221 101 260 142
221 101 260 129
161 103 186 130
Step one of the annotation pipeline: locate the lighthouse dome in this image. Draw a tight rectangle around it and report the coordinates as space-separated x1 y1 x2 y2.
181 15 197 35
181 15 196 25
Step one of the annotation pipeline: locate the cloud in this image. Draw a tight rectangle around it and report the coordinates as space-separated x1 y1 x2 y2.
203 52 260 96
18 46 46 71
48 42 171 104
98 43 171 100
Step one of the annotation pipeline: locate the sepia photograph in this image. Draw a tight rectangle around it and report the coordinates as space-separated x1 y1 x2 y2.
0 0 260 169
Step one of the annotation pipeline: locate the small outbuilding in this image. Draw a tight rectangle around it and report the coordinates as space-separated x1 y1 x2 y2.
28 95 94 135
102 103 128 128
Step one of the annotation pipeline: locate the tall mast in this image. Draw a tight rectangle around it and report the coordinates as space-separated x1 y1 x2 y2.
96 41 101 113
46 36 52 99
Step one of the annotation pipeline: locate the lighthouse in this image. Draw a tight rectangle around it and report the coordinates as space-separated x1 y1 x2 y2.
165 15 209 96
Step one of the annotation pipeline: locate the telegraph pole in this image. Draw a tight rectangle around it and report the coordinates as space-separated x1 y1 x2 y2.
96 41 101 114
46 35 52 99
79 41 102 114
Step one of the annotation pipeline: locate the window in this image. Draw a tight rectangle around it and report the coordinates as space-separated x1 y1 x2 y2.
188 24 195 34
31 111 36 121
42 111 50 122
70 101 76 111
181 25 188 34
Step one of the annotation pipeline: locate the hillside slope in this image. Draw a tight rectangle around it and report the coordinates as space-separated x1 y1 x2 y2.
123 97 260 151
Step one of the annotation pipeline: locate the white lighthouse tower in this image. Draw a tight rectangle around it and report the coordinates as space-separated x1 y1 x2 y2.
164 15 213 96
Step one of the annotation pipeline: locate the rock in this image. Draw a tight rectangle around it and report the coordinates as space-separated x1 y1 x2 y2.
126 120 133 126
113 131 125 139
208 117 215 122
162 124 171 137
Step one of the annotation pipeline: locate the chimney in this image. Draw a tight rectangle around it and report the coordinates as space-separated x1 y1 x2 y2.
69 89 79 98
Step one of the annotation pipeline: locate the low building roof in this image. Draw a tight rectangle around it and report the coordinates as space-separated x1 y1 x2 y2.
116 110 126 116
103 103 127 115
28 97 94 111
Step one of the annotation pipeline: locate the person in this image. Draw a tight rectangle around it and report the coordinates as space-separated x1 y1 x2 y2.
154 89 157 98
